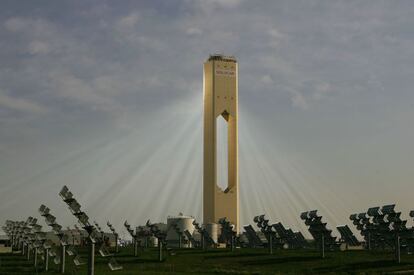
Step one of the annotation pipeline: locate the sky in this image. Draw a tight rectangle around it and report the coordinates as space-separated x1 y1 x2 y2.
1 0 414 239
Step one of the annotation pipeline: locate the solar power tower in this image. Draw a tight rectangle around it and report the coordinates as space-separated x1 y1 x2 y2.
253 215 276 254
59 185 123 274
300 210 337 258
203 55 239 233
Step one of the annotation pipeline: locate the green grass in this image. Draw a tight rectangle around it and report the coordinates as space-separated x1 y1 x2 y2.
1 246 414 274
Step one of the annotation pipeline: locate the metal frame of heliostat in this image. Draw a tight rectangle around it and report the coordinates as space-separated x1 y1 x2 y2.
59 185 122 274
17 221 26 252
59 185 97 275
124 220 139 256
169 222 184 249
136 225 152 249
19 216 51 269
23 217 38 261
365 206 395 250
67 226 77 246
243 224 264 248
349 212 371 249
300 210 337 258
30 222 51 271
30 223 42 269
74 224 86 243
183 226 199 248
2 220 18 251
218 218 238 252
385 205 409 263
351 204 414 263
2 221 11 248
20 218 32 260
146 220 168 262
107 221 119 253
192 219 216 250
409 210 414 253
93 220 115 259
11 221 26 255
253 215 276 254
273 222 307 249
93 221 105 241
336 225 360 247
39 204 84 273
371 204 410 263
12 220 24 255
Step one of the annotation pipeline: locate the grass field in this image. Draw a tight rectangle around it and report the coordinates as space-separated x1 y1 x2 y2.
1 246 414 274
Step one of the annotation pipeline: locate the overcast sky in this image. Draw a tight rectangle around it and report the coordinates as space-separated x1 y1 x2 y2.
1 0 414 238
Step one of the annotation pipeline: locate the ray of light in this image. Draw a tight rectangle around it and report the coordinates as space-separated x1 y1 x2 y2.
2 92 410 240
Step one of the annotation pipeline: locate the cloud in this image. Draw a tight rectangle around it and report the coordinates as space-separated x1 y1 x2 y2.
186 27 202 36
200 0 242 8
1 0 414 238
289 90 308 110
28 40 50 55
0 90 48 115
259 75 273 85
4 17 55 36
267 28 285 48
4 17 26 32
115 12 140 31
313 82 332 100
45 71 117 112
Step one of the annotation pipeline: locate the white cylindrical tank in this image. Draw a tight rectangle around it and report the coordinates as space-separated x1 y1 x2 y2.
205 223 218 244
166 214 195 247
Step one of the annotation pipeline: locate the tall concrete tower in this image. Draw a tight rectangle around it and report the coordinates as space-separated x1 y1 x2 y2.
203 54 239 233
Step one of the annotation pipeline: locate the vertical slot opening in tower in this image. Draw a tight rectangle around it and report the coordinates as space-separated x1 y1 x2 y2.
217 114 228 191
